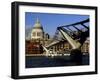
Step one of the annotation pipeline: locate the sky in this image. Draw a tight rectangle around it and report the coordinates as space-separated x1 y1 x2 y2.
25 12 89 36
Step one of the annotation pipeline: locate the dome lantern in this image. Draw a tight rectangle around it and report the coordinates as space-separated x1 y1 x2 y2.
33 18 43 30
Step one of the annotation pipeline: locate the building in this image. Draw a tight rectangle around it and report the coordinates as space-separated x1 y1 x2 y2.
46 40 72 54
25 40 43 54
31 18 44 40
26 18 52 54
81 38 89 53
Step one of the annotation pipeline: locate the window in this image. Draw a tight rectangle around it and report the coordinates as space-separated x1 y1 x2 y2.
37 32 41 36
32 32 36 36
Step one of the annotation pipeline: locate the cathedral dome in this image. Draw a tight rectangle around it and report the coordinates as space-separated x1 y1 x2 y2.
33 18 43 30
31 18 44 40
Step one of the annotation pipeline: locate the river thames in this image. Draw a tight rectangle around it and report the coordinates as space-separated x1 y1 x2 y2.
26 54 89 68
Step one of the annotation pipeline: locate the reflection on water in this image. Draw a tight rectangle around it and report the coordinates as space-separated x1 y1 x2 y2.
25 55 89 68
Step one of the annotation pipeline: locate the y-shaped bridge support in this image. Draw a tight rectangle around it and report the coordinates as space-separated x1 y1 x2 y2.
57 27 83 65
58 27 81 49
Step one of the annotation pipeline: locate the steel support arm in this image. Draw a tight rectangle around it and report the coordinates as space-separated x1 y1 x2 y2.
59 28 81 49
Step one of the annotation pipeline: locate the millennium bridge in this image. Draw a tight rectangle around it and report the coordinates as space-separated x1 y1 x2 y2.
42 18 89 56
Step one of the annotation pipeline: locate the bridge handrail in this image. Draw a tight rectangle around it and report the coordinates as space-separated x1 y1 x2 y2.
58 18 89 28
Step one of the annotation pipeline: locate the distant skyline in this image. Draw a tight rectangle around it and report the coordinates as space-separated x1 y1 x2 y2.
25 12 89 36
